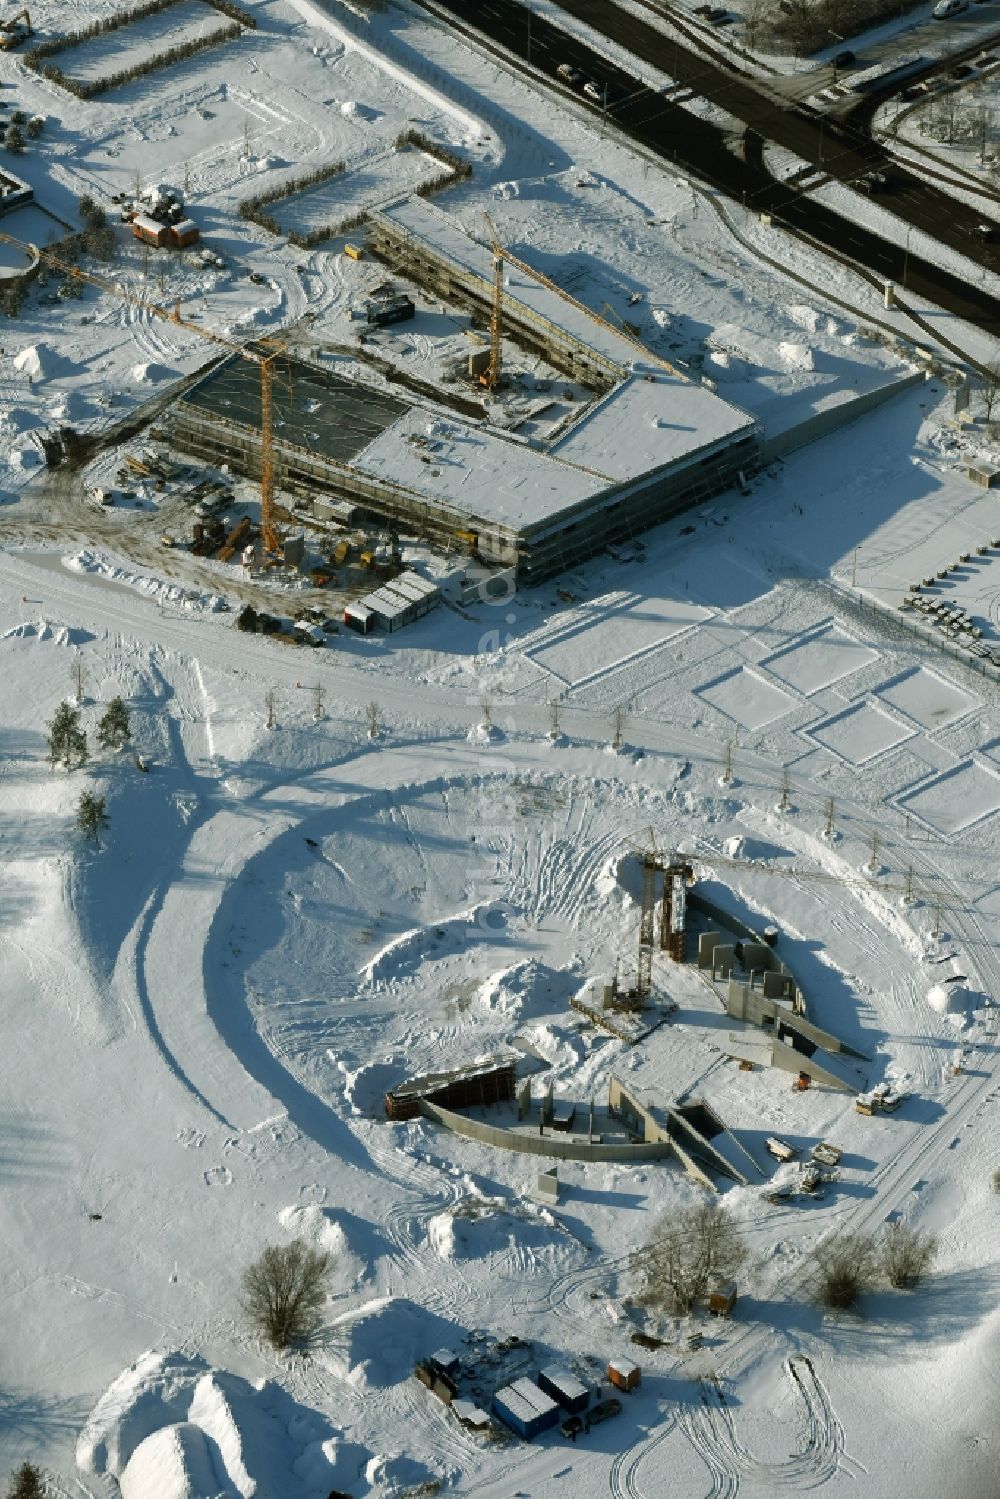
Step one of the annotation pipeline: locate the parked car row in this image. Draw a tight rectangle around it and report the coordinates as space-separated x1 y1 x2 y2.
555 62 609 103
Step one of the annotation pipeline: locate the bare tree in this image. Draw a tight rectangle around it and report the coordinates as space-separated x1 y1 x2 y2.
479 694 492 732
549 698 561 738
72 653 86 705
265 688 278 730
632 1201 747 1316
612 704 627 751
981 358 1000 423
365 700 382 738
882 1221 937 1289
241 1239 332 1350
743 0 770 48
313 683 325 722
813 1230 879 1310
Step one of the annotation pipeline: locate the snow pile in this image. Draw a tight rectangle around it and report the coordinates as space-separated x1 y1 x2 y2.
8 446 41 470
788 303 823 334
325 1297 462 1389
64 549 229 612
131 361 172 384
1 407 43 431
341 98 360 117
77 1350 346 1499
927 979 974 1016
2 618 81 645
360 900 513 986
365 1452 438 1493
13 343 56 381
48 389 91 421
476 959 578 1017
779 342 815 372
277 1203 378 1284
428 1198 563 1264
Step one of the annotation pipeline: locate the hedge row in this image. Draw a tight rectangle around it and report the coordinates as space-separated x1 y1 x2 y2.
241 134 467 248
23 0 254 81
33 23 242 98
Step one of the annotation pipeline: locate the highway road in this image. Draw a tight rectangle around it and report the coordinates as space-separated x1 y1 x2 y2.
422 0 1000 341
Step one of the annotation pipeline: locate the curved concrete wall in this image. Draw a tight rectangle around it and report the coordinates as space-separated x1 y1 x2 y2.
418 1099 675 1163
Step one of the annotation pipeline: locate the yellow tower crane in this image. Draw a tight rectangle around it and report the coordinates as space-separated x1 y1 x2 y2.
0 228 285 554
481 210 504 392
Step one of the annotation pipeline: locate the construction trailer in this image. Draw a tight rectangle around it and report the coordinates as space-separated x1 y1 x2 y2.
709 1282 738 1317
492 1379 560 1440
385 1057 517 1121
607 1358 641 1393
345 571 440 634
169 218 200 248
131 215 170 248
537 1365 590 1415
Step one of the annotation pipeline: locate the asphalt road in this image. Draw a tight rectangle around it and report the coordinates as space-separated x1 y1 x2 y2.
424 0 1000 341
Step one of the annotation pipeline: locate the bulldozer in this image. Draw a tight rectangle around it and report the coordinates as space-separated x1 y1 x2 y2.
0 10 33 47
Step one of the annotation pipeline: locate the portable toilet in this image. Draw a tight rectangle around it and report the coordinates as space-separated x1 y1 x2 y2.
607 1358 640 1393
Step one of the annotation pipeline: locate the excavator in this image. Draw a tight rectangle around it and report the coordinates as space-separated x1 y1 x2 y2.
0 10 33 48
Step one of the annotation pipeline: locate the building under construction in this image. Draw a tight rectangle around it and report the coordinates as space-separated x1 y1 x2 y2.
169 195 760 583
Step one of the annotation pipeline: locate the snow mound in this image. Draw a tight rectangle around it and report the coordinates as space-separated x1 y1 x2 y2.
928 980 974 1015
132 361 173 384
277 1202 379 1283
14 343 57 380
2 618 87 645
341 99 359 116
326 1296 462 1389
119 1421 236 1499
365 1451 437 1494
651 307 671 330
361 900 514 986
48 389 91 421
476 959 578 1017
1 406 44 431
78 1350 344 1499
9 446 41 470
428 1198 564 1264
788 303 823 334
779 342 815 372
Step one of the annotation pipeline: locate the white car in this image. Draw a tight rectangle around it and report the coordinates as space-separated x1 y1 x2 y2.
583 79 605 102
932 0 967 17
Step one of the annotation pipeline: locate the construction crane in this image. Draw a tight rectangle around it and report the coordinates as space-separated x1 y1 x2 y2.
622 832 961 996
481 210 504 392
480 213 684 380
0 226 285 554
0 9 32 48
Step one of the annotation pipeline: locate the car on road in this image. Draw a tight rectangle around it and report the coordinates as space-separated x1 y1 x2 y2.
950 62 974 78
707 6 730 20
971 222 997 240
932 0 967 16
556 63 583 86
832 49 857 68
583 78 605 102
589 1398 623 1425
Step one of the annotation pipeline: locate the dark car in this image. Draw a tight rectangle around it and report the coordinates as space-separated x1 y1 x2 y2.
589 1398 623 1425
832 49 856 67
950 62 973 78
560 1416 583 1440
707 6 730 20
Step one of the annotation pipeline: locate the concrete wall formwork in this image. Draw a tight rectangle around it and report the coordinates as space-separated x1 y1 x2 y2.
417 1098 677 1164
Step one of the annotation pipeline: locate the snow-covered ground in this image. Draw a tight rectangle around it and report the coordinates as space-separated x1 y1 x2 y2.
1 0 1000 1496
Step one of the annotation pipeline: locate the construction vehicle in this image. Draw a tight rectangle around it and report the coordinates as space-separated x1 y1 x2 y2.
0 10 33 48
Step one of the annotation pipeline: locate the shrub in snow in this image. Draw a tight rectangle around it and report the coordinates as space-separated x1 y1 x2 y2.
5 1461 44 1499
813 1231 878 1310
881 1221 937 1290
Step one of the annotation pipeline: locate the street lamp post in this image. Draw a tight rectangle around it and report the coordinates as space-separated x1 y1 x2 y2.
902 225 913 289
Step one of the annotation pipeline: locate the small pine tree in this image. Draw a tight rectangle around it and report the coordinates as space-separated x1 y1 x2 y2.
76 790 109 848
97 697 131 751
47 702 87 769
4 122 25 154
6 1460 44 1499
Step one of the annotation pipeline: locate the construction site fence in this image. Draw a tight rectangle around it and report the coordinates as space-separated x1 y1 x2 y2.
418 1099 676 1163
846 586 1000 686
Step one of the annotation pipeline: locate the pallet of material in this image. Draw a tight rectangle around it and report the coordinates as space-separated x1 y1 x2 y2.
216 516 252 562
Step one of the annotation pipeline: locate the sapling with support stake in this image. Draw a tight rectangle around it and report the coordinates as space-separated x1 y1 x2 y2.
612 703 626 750
265 687 278 730
313 683 325 722
365 700 382 739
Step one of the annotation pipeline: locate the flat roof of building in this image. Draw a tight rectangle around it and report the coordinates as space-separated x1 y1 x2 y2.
182 352 409 468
